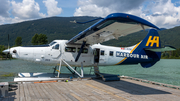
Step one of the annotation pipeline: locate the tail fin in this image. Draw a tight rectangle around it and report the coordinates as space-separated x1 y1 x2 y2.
132 29 161 68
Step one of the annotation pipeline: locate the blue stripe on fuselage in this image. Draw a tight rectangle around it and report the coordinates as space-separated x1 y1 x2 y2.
22 44 49 47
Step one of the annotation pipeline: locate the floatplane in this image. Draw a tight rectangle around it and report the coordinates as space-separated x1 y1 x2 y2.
3 13 175 81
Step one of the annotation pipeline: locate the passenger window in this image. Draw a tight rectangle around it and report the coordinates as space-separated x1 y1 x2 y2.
52 44 59 50
78 48 88 54
65 47 76 52
109 51 113 56
101 50 104 55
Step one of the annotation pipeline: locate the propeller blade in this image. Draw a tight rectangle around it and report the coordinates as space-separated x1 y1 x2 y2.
2 34 11 60
8 34 9 49
2 49 10 54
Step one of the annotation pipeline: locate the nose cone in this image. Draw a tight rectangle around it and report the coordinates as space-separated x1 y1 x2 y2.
9 47 20 59
2 49 10 54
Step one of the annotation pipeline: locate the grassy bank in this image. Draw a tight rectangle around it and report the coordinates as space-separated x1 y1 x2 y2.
161 57 180 59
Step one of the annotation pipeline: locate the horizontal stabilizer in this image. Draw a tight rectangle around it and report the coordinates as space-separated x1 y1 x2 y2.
144 46 176 52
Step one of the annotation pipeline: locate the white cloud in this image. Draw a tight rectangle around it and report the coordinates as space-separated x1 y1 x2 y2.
74 0 180 28
74 0 145 17
11 0 45 19
144 0 180 28
0 0 63 25
0 16 6 25
74 4 113 17
0 0 179 28
43 0 62 17
0 0 10 17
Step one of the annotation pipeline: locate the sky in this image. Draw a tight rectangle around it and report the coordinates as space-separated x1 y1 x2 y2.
0 0 180 28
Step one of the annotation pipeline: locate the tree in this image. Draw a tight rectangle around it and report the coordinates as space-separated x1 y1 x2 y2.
0 45 5 58
15 37 22 46
31 34 39 45
38 34 48 45
31 34 48 45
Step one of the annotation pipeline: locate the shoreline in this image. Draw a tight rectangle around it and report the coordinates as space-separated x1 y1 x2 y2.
0 58 10 60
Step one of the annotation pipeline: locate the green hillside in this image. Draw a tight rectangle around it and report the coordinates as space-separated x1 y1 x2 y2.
0 16 97 46
0 16 179 48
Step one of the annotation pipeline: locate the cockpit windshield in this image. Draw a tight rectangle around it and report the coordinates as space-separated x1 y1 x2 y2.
49 41 57 46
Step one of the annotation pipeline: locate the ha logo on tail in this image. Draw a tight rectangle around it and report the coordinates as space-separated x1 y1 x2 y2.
146 36 159 47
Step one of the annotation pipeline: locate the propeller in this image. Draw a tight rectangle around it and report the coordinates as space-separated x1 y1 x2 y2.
8 34 9 50
3 34 11 60
3 34 17 60
6 34 11 60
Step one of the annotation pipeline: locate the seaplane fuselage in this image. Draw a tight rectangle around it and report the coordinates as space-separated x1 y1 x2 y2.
9 31 161 68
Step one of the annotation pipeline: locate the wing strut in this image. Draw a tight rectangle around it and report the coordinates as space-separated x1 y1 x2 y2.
75 41 86 62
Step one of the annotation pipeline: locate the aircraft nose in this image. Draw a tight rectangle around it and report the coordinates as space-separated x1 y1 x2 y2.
2 49 10 54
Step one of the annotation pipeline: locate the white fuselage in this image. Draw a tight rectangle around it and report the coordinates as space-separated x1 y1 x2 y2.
9 40 141 67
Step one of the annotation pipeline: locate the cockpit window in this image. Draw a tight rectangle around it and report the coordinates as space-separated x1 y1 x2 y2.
52 44 59 50
49 41 57 46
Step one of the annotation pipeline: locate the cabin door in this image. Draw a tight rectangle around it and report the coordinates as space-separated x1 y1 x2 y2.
94 48 100 63
51 44 61 58
99 49 107 64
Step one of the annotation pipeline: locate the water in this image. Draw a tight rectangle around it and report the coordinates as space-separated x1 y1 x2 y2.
0 59 180 86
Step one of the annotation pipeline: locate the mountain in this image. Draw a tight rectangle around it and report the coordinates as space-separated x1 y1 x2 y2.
0 16 97 46
0 16 179 48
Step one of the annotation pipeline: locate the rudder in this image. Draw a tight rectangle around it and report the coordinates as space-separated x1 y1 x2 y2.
132 29 161 68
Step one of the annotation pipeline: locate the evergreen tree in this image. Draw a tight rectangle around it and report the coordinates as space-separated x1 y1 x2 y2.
31 34 48 45
15 37 22 46
31 34 39 45
38 34 48 45
0 45 5 56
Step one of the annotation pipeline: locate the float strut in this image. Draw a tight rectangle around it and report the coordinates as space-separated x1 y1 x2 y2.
62 60 84 78
57 59 62 77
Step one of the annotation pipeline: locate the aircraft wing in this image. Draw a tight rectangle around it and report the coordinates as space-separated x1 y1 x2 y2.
67 13 159 45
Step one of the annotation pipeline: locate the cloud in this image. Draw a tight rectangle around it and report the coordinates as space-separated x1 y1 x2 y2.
90 0 145 12
145 0 180 28
0 0 11 25
11 0 45 19
151 12 169 17
74 0 180 28
0 0 179 28
0 0 10 17
0 0 63 25
74 0 145 17
43 0 62 16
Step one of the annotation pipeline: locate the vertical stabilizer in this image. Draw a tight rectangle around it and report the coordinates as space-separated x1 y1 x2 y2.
133 29 161 68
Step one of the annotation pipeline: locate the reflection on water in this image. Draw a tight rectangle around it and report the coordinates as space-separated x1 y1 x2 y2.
0 59 180 86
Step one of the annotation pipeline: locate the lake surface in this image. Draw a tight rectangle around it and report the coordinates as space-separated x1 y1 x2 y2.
0 59 180 86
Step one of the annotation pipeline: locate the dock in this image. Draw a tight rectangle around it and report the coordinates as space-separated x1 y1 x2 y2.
1 77 180 101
